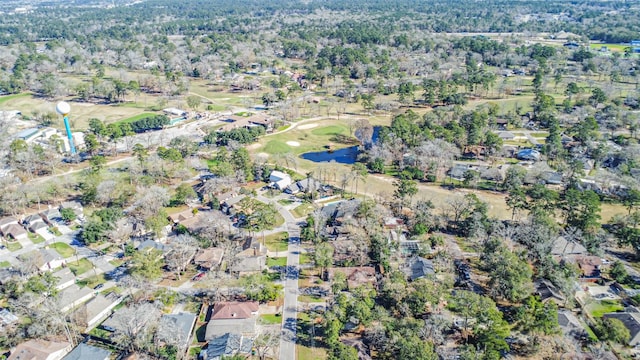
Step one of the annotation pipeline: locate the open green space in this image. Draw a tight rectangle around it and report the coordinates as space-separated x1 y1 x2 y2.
267 257 288 267
291 202 316 218
68 258 94 276
0 261 12 268
28 232 45 244
6 241 22 252
263 140 292 154
296 344 327 359
264 232 289 252
311 125 347 136
50 242 75 258
112 112 157 125
260 314 283 324
587 300 624 318
589 43 629 52
0 93 29 105
76 274 107 289
299 295 325 303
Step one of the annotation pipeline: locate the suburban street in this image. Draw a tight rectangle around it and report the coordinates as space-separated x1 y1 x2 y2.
256 192 302 360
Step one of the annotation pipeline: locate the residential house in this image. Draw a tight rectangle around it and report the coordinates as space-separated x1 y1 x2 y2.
168 208 196 225
8 339 72 360
1 223 28 241
62 343 110 360
156 313 197 356
39 248 66 271
534 279 565 305
495 118 509 130
552 236 588 257
220 194 246 215
405 257 435 281
205 301 259 339
328 267 377 289
541 171 563 185
571 255 603 281
217 114 274 132
516 149 541 161
137 239 167 252
72 293 124 332
557 310 588 340
497 131 515 141
448 164 474 181
603 312 640 346
230 238 267 274
201 333 253 360
0 308 19 329
40 208 62 226
53 268 76 290
194 247 225 270
0 216 19 230
23 214 47 233
58 284 95 312
59 201 83 219
269 170 292 191
383 217 404 230
285 178 323 195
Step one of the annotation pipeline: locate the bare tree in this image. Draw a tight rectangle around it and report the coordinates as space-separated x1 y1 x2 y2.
253 328 281 360
165 234 198 280
110 302 162 352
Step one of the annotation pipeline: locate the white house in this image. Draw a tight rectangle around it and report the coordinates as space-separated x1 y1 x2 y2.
8 339 72 360
58 285 94 313
269 170 292 190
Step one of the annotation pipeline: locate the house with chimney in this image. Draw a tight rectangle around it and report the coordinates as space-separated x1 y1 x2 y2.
205 301 259 340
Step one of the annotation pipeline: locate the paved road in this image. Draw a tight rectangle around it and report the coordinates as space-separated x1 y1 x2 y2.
256 191 301 360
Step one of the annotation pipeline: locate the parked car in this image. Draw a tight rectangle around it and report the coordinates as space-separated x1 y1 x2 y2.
94 283 104 290
192 272 206 281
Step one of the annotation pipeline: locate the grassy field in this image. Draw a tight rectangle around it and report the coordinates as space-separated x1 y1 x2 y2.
0 93 29 105
267 257 288 267
68 258 94 276
298 295 325 303
50 242 75 258
264 232 289 252
260 314 283 325
6 241 22 251
296 344 327 360
311 125 347 136
587 300 624 318
589 43 629 52
264 140 292 154
112 112 157 125
0 261 11 268
292 202 316 218
76 274 107 289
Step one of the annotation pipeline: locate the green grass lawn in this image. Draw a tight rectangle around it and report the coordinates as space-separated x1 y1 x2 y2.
113 112 157 125
49 227 62 236
588 300 624 318
89 327 112 339
292 202 316 218
263 140 292 154
589 43 629 52
28 232 45 244
296 344 327 360
76 274 107 289
264 232 289 252
278 199 295 206
260 314 283 324
300 253 313 265
6 241 22 251
50 242 75 258
109 259 124 267
298 295 325 303
267 257 288 267
311 125 346 136
68 258 94 276
0 261 12 268
0 93 29 105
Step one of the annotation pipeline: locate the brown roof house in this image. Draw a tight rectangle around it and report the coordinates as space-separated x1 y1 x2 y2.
328 267 377 290
8 339 72 360
570 255 603 282
1 223 28 241
168 208 196 225
205 301 259 339
0 216 19 229
194 247 225 271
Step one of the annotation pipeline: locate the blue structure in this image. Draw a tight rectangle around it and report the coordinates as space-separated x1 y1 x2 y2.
631 40 640 53
63 115 76 154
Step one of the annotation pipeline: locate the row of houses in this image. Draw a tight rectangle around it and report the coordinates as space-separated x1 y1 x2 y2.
0 201 83 241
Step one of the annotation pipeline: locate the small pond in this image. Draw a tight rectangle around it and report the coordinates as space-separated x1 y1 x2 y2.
300 126 381 164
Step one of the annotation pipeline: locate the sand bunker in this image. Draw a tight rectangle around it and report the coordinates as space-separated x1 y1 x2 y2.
298 123 318 130
286 141 300 147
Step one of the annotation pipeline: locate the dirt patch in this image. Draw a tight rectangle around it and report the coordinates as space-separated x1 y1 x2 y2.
286 141 300 147
256 152 269 158
246 143 262 150
298 123 318 130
